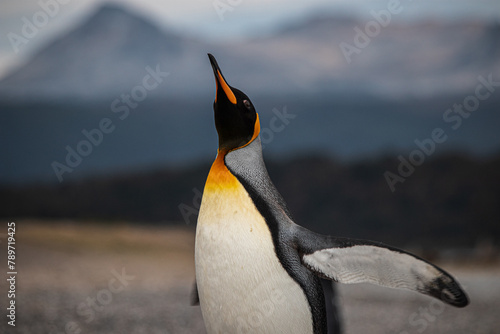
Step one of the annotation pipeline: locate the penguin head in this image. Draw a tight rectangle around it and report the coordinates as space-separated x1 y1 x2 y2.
208 53 260 151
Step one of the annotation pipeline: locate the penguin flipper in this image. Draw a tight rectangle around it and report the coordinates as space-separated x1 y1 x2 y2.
295 229 469 308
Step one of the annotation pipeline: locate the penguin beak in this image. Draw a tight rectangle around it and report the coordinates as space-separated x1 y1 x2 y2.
208 53 237 105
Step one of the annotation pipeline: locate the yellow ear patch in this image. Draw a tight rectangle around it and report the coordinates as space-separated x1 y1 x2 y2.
247 113 261 146
217 70 237 104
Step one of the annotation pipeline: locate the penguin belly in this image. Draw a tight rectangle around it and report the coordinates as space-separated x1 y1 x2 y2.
195 182 313 334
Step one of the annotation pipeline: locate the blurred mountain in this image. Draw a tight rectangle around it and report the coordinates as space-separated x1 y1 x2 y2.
1 4 499 184
0 4 209 100
0 5 499 100
262 15 500 97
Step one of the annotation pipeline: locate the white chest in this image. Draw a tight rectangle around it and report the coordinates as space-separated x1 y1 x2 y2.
195 183 313 334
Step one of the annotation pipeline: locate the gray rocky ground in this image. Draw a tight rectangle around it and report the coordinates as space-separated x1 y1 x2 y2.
1 221 498 333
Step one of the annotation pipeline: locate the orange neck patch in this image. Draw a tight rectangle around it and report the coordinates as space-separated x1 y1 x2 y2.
204 114 261 192
204 149 238 192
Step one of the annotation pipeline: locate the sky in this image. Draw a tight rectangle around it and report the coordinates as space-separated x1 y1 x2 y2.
0 0 499 78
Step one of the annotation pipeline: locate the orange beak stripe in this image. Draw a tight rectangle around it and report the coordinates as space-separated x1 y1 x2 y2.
216 70 237 105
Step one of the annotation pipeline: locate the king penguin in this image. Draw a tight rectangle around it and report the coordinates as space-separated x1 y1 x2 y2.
194 54 469 334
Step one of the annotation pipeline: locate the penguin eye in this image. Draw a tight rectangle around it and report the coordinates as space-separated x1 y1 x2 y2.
243 100 252 110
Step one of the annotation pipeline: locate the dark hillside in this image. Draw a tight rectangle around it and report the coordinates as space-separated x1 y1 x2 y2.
2 153 499 249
